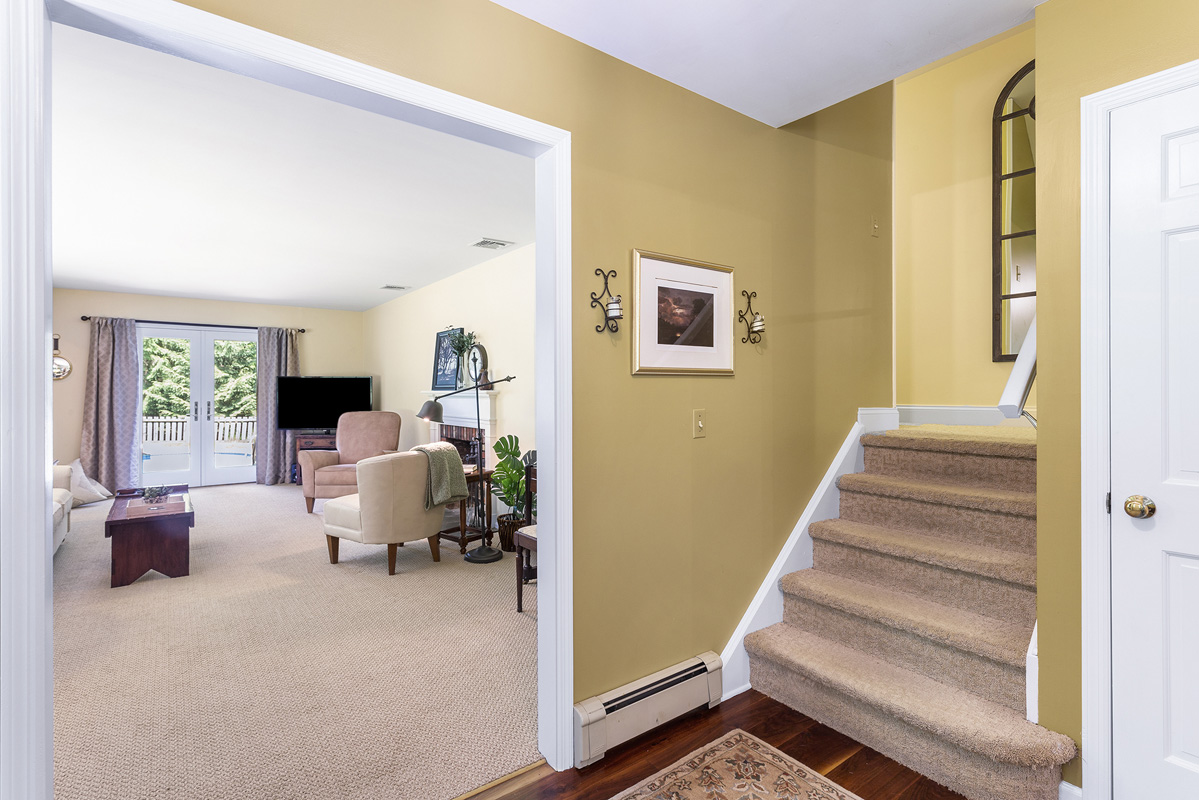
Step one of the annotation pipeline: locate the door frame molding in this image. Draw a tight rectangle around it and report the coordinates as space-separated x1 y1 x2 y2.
1080 54 1199 800
0 1 574 795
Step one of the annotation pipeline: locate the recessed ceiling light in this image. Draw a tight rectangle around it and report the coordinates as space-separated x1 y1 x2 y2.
380 284 409 291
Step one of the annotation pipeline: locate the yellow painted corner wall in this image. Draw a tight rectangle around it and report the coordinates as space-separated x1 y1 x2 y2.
894 23 1036 408
362 244 536 455
51 289 365 464
1035 0 1199 787
175 0 893 700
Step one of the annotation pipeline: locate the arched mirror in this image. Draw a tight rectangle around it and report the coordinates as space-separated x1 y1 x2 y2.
992 60 1036 361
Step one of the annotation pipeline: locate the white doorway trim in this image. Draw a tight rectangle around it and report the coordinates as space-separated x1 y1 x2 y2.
1080 54 1199 800
0 1 574 796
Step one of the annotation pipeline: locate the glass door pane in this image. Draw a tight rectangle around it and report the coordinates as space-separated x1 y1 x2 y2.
140 332 201 487
202 334 258 485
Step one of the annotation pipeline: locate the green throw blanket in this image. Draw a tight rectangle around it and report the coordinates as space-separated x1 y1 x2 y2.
412 442 469 510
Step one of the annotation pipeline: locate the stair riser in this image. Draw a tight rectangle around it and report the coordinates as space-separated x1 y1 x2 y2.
839 490 1036 554
783 594 1025 712
749 651 1063 800
813 539 1037 626
863 446 1036 493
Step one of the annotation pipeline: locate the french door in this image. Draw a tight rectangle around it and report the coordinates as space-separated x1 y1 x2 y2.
139 324 258 487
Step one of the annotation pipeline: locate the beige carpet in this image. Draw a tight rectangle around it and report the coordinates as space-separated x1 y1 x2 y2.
53 482 538 800
746 425 1075 800
607 729 864 800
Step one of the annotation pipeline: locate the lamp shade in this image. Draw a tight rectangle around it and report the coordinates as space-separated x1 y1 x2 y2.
417 399 444 423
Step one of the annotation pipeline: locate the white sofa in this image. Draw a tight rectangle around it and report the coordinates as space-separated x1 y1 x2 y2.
52 464 73 553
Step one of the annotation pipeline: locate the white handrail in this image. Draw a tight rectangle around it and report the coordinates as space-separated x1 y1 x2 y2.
998 317 1037 426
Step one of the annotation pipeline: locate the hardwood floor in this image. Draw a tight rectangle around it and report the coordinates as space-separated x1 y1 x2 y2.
497 690 967 800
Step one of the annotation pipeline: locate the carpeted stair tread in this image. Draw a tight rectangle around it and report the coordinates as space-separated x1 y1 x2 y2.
867 428 1036 460
838 473 1035 517
780 570 1027 667
809 519 1036 588
744 624 1075 768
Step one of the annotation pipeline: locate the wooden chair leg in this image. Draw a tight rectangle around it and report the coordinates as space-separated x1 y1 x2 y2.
516 545 524 613
306 496 315 514
326 534 339 564
428 536 441 562
387 543 398 575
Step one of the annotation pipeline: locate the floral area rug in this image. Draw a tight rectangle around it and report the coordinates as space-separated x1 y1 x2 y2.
607 729 865 800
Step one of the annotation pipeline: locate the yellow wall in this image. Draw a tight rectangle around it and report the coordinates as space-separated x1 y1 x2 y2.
1034 0 1199 787
362 244 536 455
894 24 1037 408
51 289 365 464
175 0 894 700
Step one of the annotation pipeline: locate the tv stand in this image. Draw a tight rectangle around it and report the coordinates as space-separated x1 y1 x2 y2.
292 432 337 484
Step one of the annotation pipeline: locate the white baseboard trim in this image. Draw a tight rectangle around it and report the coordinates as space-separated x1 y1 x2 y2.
718 408 900 700
897 404 1036 427
1059 780 1082 799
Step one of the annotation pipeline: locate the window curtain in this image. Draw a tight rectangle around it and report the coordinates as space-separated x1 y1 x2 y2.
79 317 141 492
256 327 300 485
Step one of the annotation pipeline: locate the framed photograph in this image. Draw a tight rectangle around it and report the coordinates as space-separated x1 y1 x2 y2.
632 249 734 375
432 328 462 390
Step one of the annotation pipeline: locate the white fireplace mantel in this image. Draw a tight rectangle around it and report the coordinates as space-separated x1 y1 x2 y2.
419 389 499 458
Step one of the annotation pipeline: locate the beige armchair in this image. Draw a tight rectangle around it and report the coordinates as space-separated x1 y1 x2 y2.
321 451 446 575
298 411 401 513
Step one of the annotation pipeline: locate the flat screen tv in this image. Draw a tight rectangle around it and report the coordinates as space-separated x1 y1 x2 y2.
276 376 373 431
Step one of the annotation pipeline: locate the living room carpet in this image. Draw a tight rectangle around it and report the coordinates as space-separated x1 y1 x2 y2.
53 482 538 800
607 729 864 800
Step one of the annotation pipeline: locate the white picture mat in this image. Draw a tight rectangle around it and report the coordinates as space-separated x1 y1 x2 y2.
635 255 733 373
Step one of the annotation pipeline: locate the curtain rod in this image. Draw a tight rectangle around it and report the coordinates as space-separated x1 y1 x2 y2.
79 316 305 333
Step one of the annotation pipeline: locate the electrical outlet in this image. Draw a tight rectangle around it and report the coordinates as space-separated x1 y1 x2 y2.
871 215 881 238
692 409 707 439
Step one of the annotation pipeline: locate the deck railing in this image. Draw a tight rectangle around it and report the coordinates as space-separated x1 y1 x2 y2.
142 416 257 443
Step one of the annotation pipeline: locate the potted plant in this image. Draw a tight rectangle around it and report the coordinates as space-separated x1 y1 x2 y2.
446 329 477 388
491 434 528 552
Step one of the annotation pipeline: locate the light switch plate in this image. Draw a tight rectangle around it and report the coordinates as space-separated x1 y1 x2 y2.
692 409 707 439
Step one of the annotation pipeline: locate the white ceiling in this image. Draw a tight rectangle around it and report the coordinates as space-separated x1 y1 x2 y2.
51 24 534 312
488 0 1044 127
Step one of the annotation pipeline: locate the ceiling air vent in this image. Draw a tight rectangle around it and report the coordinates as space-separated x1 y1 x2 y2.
380 285 409 291
471 238 514 250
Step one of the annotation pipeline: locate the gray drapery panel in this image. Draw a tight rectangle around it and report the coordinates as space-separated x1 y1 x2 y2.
80 317 141 492
256 327 300 485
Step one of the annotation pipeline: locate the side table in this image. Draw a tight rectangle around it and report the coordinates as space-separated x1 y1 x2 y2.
439 468 494 554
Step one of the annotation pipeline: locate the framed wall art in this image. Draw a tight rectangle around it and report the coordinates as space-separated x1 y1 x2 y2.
632 249 734 376
431 327 462 390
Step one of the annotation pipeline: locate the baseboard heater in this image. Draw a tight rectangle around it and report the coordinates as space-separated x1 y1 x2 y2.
573 651 722 767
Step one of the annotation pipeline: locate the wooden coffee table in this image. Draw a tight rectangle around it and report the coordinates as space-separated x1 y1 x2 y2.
105 486 195 588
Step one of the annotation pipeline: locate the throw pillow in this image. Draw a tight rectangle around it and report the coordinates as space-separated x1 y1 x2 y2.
69 459 113 507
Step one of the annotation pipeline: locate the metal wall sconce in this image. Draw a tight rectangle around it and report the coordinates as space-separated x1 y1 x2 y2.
590 268 623 333
738 290 766 344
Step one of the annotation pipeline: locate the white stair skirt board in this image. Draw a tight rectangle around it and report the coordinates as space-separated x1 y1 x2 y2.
1059 781 1082 799
1026 622 1039 724
897 405 1037 427
719 408 898 700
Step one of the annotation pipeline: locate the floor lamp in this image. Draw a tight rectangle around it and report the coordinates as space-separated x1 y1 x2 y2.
417 352 515 564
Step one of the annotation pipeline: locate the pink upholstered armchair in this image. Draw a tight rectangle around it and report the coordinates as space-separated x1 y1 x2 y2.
298 411 401 513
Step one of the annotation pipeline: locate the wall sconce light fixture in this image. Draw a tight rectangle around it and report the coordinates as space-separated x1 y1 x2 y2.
52 334 73 380
738 290 765 344
590 268 623 333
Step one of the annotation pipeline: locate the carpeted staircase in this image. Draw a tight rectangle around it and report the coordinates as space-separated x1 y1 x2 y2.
745 425 1076 800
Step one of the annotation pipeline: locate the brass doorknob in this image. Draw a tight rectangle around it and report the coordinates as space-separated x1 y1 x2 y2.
1124 495 1156 519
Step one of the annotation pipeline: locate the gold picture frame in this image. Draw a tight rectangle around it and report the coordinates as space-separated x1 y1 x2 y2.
632 249 734 376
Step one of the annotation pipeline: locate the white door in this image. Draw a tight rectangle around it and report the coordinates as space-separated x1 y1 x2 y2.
1110 82 1199 798
139 325 258 487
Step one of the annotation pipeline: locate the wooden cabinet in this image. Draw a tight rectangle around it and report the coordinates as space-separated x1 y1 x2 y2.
292 433 337 484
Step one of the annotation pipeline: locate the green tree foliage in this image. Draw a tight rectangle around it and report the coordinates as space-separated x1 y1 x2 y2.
141 337 257 419
213 340 257 418
142 338 191 418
